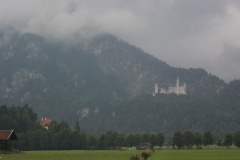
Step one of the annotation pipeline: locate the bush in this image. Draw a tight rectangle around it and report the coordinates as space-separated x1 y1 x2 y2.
129 154 140 160
0 140 13 151
141 151 150 160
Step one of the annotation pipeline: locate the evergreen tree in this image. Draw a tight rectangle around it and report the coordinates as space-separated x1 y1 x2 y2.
173 131 183 149
126 134 135 147
194 132 202 149
203 131 213 148
0 140 13 151
156 133 165 147
233 131 240 149
183 131 194 149
87 135 98 149
73 121 81 132
224 133 233 149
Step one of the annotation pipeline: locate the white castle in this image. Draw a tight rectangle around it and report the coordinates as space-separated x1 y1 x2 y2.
153 77 186 96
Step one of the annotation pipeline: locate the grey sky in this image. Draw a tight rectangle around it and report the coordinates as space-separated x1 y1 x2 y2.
1 0 240 82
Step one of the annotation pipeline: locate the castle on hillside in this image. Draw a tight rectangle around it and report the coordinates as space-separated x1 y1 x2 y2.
153 77 186 96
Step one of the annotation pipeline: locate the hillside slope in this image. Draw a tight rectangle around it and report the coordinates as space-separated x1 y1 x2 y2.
1 32 237 133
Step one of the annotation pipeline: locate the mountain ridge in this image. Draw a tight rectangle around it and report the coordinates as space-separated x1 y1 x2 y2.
0 32 238 134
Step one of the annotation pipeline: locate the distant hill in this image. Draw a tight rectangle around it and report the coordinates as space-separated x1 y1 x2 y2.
1 32 239 134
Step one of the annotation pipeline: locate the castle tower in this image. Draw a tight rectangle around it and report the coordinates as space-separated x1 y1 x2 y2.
176 77 180 95
176 77 179 88
154 83 159 94
183 83 186 94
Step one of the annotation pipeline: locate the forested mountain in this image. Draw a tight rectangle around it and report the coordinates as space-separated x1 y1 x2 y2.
0 32 239 134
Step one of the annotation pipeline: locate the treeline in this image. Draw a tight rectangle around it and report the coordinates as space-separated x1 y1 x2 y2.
14 127 165 150
1 104 240 151
15 128 240 151
0 104 38 132
0 104 165 150
172 130 240 149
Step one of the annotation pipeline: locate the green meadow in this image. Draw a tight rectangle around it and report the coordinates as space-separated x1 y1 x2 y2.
0 149 240 160
151 150 240 160
1 150 135 160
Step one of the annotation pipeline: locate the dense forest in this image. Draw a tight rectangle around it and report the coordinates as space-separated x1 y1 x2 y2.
1 105 240 151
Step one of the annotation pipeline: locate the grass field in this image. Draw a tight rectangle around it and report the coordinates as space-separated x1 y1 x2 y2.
151 150 240 160
0 150 137 160
0 149 240 160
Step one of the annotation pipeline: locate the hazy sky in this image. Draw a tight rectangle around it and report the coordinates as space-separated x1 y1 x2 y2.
1 0 240 82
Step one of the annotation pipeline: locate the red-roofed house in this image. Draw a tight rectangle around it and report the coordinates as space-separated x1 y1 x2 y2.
0 130 18 141
40 117 51 129
0 130 18 151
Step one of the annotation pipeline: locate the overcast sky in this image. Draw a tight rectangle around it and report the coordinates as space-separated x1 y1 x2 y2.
1 0 240 82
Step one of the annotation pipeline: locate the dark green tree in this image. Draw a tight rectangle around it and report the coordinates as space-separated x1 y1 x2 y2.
224 133 233 149
52 128 72 150
71 130 81 149
141 133 150 143
73 121 80 132
183 131 194 149
48 120 58 134
78 133 87 149
194 132 202 149
216 139 224 148
149 134 156 146
0 140 13 151
57 120 70 131
18 104 38 132
38 129 51 150
0 104 40 133
156 133 165 147
203 131 213 148
103 131 117 149
134 134 141 146
115 134 125 149
98 135 106 149
87 135 98 149
233 131 240 149
173 131 183 149
26 130 40 150
126 134 135 147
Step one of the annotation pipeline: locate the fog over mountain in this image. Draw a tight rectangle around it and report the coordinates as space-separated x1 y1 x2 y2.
1 0 240 82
